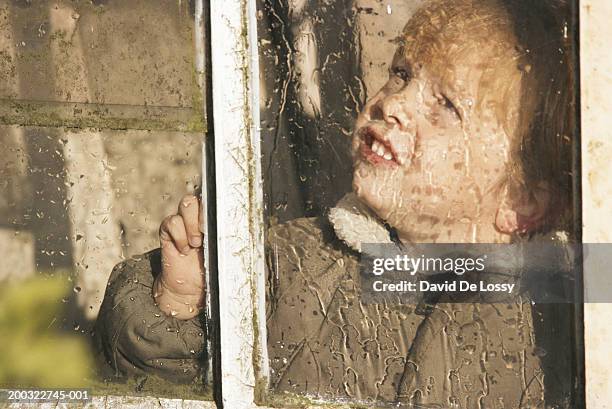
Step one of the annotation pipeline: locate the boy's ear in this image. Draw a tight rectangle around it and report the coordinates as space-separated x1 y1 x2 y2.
495 182 551 234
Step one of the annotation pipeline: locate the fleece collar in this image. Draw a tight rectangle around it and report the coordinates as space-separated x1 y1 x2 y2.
327 193 394 253
328 193 572 249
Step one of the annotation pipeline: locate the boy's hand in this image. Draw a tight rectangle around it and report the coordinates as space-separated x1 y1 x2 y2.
153 194 205 319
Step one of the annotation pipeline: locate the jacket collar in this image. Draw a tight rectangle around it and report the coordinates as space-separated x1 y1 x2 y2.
327 193 393 254
327 193 571 257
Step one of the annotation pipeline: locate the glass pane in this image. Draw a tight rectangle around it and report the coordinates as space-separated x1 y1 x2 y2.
258 0 581 407
1 0 195 107
0 0 210 400
0 127 207 396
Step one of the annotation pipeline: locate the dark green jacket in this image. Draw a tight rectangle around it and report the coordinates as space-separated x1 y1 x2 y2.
95 217 545 407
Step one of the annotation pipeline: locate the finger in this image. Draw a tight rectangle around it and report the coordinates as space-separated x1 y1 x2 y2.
159 215 174 244
199 198 205 234
178 195 202 247
160 214 190 254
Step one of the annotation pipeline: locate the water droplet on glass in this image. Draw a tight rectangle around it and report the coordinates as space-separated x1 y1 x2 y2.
464 345 476 354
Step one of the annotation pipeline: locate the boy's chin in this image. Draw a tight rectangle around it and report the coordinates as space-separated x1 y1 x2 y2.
352 170 407 219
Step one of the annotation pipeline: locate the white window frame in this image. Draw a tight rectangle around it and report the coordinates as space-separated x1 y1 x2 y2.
208 0 612 408
209 0 269 408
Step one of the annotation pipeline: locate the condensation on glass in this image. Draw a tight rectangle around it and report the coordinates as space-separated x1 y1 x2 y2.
0 0 207 396
258 0 582 407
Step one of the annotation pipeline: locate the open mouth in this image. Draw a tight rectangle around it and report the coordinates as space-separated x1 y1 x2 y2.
359 126 400 167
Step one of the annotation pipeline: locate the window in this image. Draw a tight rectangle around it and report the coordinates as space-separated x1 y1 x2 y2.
3 0 612 408
215 0 588 408
0 0 210 400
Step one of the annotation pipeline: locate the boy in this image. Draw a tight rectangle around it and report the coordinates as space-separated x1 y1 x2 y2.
95 0 575 406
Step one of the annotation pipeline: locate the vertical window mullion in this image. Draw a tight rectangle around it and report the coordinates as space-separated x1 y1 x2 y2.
209 0 268 407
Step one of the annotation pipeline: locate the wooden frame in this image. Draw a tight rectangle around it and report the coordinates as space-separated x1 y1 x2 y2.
209 0 269 407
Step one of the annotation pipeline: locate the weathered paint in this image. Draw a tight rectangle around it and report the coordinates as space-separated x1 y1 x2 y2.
581 0 612 408
0 99 204 132
210 0 268 407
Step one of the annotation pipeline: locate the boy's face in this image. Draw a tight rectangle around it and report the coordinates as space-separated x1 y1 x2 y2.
351 2 521 242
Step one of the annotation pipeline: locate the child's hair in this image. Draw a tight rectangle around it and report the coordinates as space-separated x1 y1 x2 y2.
504 0 577 236
402 0 577 236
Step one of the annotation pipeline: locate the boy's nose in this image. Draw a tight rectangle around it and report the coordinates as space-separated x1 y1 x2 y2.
378 94 413 131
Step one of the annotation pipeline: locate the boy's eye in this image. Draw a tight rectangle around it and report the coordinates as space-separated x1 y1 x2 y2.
437 94 461 119
391 66 412 82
